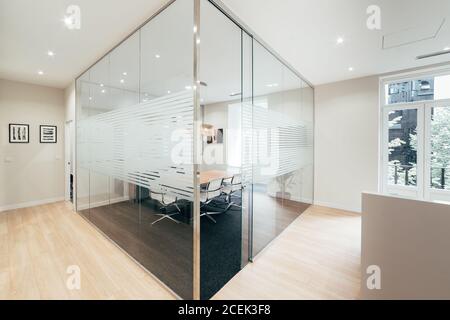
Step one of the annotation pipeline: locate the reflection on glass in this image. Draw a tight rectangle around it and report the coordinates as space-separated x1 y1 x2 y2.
75 0 315 300
252 41 314 257
198 0 243 300
430 106 450 190
76 0 194 299
387 109 418 186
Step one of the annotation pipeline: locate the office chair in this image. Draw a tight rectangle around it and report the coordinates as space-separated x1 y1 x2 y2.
150 187 181 225
222 174 242 211
200 178 224 223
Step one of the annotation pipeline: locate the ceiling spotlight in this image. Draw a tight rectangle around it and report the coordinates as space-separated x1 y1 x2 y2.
122 72 127 76
37 70 44 75
101 89 106 93
100 83 104 87
120 79 125 84
348 67 354 72
47 50 55 57
167 90 171 94
336 37 344 44
155 54 161 59
89 97 92 101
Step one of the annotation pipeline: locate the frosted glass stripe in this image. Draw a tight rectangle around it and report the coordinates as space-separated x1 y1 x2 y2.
251 105 313 183
78 91 194 200
241 102 253 184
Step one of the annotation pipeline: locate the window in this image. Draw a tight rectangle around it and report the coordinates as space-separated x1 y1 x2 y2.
385 73 450 106
387 109 418 187
381 69 450 203
385 78 434 105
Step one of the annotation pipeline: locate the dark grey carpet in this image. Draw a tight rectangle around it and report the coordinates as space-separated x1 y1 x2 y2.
200 195 243 300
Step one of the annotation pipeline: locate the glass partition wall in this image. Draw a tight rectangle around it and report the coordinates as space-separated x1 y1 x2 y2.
76 0 314 300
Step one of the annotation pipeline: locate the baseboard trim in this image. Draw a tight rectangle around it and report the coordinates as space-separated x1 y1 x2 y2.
313 200 361 213
0 197 65 212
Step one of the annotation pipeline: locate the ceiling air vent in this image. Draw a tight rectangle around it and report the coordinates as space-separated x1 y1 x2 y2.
417 49 450 60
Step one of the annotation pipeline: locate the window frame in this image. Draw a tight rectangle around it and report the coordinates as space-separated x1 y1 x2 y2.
380 66 450 202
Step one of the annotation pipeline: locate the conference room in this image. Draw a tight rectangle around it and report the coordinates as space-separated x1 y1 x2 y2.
75 0 313 300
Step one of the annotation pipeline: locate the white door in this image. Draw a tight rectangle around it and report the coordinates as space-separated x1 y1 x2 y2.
65 121 74 203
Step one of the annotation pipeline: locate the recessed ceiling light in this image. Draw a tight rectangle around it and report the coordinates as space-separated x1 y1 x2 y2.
185 86 192 90
101 89 106 93
100 83 104 87
47 50 55 57
348 67 354 72
155 54 161 59
89 97 92 101
336 37 344 44
37 70 44 75
167 90 171 94
122 72 127 76
120 79 125 84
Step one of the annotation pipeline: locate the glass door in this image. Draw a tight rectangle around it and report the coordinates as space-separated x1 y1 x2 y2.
425 100 450 203
382 104 424 199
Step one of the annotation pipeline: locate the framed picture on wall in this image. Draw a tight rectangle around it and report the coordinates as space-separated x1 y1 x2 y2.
9 124 29 143
40 125 57 143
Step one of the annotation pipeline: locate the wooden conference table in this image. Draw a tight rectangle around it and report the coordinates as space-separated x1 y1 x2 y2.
199 170 233 185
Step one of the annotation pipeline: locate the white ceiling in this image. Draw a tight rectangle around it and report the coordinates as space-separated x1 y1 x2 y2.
0 0 168 88
223 0 450 85
1 0 450 89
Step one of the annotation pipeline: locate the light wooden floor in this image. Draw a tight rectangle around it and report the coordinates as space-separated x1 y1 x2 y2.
0 202 175 300
214 205 361 300
0 202 361 300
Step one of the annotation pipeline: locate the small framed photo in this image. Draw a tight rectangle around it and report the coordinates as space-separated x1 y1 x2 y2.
9 124 29 143
40 125 57 143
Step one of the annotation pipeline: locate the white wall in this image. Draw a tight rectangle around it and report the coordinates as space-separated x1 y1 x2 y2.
0 79 65 211
314 76 379 212
361 192 450 299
